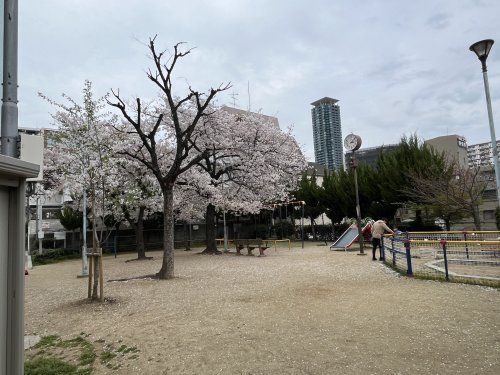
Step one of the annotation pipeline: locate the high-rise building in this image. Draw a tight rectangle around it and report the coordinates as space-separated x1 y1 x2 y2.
311 97 343 171
467 139 500 167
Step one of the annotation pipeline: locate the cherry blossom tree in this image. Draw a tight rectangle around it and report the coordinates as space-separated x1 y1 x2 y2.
42 80 114 299
177 109 307 254
106 154 162 260
108 37 230 279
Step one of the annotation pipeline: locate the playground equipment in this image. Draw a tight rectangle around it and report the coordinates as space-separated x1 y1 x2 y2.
381 231 500 286
270 200 305 248
217 238 291 253
330 223 372 251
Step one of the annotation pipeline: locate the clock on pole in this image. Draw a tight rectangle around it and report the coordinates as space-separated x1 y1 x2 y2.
344 133 365 255
344 133 362 151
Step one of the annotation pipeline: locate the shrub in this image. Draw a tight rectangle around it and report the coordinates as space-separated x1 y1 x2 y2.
254 224 269 239
32 248 80 266
396 220 441 232
270 221 295 239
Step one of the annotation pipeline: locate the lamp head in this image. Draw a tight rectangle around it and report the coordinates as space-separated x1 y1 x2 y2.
469 39 494 63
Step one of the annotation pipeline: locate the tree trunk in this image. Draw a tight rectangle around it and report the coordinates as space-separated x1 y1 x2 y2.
201 203 220 254
472 205 481 230
445 217 451 231
158 187 175 279
311 217 317 240
136 206 146 259
185 223 191 251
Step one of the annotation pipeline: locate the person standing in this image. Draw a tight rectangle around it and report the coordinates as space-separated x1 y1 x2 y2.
371 218 394 260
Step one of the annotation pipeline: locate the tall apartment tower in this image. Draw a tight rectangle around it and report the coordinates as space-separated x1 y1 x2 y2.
311 97 343 171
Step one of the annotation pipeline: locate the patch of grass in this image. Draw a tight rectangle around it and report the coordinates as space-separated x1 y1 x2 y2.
78 346 96 367
27 334 139 374
28 334 96 373
34 335 60 349
117 344 139 354
100 350 116 364
25 357 78 375
59 336 86 348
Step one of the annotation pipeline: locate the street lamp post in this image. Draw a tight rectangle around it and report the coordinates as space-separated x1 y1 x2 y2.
469 39 500 207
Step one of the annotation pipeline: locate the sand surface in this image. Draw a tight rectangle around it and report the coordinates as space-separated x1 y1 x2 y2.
25 243 500 374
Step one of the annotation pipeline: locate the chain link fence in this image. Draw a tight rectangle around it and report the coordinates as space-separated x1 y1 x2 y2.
381 231 500 287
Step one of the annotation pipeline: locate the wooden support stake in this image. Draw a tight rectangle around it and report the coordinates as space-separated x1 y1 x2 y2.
99 248 104 302
87 254 93 299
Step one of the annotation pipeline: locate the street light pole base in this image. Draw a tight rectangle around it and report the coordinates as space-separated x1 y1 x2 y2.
77 274 89 278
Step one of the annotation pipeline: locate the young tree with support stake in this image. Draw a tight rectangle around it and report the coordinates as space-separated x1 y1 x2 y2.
42 81 114 300
108 37 230 279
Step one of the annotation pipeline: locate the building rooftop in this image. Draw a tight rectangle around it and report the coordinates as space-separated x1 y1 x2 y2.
311 97 339 106
221 106 280 129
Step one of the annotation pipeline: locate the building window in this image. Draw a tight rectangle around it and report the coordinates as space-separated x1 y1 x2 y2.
457 137 467 148
483 210 495 221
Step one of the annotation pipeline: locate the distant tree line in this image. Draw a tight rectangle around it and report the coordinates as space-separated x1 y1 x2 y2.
294 135 489 236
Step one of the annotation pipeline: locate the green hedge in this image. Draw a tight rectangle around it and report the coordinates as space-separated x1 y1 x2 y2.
32 248 81 266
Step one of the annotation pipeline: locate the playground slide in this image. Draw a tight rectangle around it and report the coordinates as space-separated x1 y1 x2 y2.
330 223 372 250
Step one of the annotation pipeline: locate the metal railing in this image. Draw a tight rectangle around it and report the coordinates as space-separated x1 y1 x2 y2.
381 231 500 286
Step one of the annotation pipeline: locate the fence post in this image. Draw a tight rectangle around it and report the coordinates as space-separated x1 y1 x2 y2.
440 239 449 281
381 236 385 261
391 237 396 267
113 232 117 258
463 232 469 260
404 239 413 276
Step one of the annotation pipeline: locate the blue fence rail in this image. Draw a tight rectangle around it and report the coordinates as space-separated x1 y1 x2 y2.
381 232 500 286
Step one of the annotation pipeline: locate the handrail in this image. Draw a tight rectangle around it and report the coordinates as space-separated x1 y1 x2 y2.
409 240 500 245
401 231 500 234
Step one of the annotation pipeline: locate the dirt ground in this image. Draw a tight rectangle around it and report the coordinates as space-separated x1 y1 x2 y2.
25 243 500 375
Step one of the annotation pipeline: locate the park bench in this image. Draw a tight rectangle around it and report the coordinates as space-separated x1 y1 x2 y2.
234 239 270 257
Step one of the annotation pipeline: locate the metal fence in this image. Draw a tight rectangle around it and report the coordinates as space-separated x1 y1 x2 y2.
381 231 500 287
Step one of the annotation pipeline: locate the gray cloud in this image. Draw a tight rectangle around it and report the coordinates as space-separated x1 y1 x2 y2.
13 0 500 158
427 13 451 30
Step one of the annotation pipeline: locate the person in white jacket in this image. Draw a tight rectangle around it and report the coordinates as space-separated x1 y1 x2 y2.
371 218 394 261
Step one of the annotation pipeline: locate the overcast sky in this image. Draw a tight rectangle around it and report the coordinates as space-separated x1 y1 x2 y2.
14 0 500 160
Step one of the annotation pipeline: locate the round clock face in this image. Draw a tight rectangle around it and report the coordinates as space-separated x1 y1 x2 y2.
344 134 361 151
